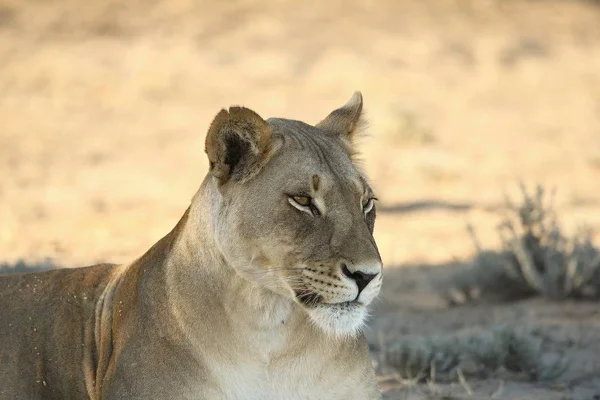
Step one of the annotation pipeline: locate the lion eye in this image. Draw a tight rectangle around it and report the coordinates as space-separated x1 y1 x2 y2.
363 198 376 214
292 195 311 207
288 195 320 216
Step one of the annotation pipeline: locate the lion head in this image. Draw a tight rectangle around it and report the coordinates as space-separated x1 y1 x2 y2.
204 92 382 336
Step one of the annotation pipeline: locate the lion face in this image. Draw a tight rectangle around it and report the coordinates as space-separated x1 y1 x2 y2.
206 93 382 336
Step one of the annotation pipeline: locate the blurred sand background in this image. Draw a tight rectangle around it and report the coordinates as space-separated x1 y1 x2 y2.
1 0 600 398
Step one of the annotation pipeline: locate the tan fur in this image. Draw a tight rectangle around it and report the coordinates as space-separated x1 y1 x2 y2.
0 93 383 400
316 91 363 138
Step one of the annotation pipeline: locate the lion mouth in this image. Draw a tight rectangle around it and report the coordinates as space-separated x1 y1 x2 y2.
295 290 364 309
322 300 364 311
332 300 363 307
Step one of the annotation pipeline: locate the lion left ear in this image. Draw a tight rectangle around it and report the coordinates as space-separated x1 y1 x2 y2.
315 92 364 141
204 106 272 184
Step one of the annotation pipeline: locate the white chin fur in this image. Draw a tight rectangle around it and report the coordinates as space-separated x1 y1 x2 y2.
307 303 368 337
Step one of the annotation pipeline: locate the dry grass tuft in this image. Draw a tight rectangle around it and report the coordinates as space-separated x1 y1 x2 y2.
378 325 569 383
438 184 600 304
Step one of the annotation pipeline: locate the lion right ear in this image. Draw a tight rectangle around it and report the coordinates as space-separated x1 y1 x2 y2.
316 92 364 142
204 106 272 184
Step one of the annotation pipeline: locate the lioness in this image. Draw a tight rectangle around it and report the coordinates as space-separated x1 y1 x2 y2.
0 93 383 400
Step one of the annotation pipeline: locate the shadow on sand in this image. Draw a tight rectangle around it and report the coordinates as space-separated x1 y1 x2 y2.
378 200 474 214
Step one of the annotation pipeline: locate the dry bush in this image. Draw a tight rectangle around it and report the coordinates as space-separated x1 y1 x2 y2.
0 258 56 275
437 184 600 304
378 325 569 383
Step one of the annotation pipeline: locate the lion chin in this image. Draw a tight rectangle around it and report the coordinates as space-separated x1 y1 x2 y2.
306 301 368 337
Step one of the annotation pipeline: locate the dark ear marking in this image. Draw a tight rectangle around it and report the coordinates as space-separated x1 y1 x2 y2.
204 106 271 184
224 134 250 176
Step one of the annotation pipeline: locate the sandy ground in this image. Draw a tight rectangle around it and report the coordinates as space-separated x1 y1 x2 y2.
1 0 600 398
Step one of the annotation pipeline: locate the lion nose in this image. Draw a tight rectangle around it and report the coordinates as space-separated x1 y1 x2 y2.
341 264 378 294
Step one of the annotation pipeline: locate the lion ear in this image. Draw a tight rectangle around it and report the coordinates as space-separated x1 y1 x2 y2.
315 92 364 141
204 106 272 184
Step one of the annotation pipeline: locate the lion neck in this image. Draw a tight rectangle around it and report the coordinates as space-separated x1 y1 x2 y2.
158 178 311 354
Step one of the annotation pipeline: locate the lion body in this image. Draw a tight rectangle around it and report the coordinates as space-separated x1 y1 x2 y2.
0 264 115 399
0 94 382 399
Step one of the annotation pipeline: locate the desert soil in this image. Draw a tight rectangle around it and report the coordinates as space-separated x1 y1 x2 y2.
1 0 600 398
